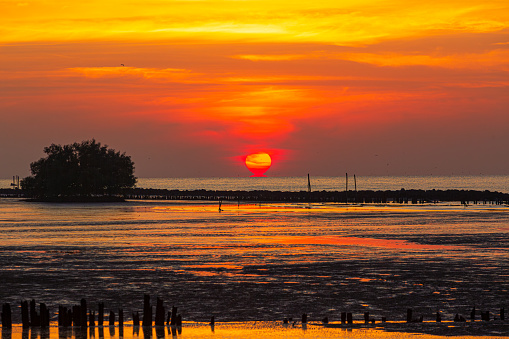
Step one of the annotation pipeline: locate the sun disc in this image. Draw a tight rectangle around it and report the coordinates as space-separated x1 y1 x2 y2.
245 152 272 176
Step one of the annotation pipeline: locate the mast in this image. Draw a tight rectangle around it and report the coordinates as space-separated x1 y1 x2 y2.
354 174 357 202
345 173 348 203
307 173 311 193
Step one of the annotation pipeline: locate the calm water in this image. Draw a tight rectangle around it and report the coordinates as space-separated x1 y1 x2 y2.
2 175 509 192
0 194 508 337
135 176 509 193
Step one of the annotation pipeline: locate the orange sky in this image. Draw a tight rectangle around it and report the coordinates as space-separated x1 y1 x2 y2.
1 0 509 177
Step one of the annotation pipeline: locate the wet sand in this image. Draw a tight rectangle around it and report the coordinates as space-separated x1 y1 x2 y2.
1 200 507 337
1 321 508 339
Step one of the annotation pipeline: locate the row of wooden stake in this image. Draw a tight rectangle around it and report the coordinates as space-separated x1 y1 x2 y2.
0 295 182 329
290 307 505 326
1 300 506 329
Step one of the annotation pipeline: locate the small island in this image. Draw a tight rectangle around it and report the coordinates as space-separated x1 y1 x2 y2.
20 139 136 202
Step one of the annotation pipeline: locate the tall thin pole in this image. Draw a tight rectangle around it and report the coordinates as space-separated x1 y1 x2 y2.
354 174 357 202
307 173 311 193
345 173 348 203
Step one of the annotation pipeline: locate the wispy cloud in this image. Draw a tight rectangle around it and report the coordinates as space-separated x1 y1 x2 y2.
234 49 509 69
67 67 205 83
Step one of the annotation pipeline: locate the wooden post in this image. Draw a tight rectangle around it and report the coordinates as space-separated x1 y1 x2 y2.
436 311 441 322
40 303 49 328
132 312 140 327
354 174 357 202
341 312 346 324
364 312 369 324
1 304 12 328
347 313 353 324
155 298 165 326
142 294 152 327
470 307 475 321
109 311 115 326
176 314 182 327
67 309 72 327
301 313 307 324
345 173 348 203
80 299 87 327
119 320 124 338
170 306 177 326
89 311 95 327
72 305 81 326
119 309 124 328
30 299 40 327
98 302 104 327
21 301 30 328
501 308 505 321
406 309 412 323
58 306 63 327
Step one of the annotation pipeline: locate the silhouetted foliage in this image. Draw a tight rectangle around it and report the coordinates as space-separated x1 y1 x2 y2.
22 139 136 201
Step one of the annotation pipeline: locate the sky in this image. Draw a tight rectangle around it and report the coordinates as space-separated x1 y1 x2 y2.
1 0 509 178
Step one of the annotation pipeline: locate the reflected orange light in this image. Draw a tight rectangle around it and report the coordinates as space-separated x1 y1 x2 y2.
245 152 272 177
279 236 463 250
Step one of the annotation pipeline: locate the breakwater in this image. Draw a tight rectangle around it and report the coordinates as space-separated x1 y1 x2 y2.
126 188 509 204
2 188 509 204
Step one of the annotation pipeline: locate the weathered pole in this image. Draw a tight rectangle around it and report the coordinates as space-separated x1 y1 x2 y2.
89 311 95 327
132 312 140 327
30 299 40 327
155 298 165 326
21 301 30 328
80 299 87 327
1 304 12 329
345 173 348 203
109 311 115 326
142 294 152 327
407 309 413 323
98 302 104 326
119 309 124 328
40 303 49 328
170 306 177 326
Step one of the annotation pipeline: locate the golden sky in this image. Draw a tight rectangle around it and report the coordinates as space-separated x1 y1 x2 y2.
1 0 509 177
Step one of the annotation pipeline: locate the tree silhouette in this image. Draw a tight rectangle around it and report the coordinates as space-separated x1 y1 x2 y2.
22 139 136 201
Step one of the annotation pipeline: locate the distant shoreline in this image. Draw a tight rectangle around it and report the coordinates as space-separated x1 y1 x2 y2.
2 188 508 204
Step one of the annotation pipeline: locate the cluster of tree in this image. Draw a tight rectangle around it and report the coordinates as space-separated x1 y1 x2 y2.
22 139 136 201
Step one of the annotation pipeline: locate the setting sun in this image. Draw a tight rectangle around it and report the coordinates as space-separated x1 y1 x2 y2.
245 152 272 177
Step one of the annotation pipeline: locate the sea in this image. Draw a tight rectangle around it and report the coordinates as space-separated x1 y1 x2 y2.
2 175 509 193
0 176 508 338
